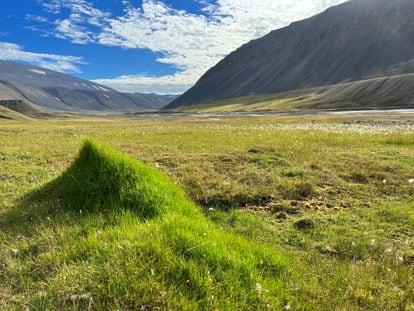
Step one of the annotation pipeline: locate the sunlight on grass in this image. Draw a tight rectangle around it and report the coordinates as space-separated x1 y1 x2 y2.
0 115 413 310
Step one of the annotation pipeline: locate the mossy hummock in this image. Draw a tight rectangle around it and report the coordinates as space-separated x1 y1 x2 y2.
57 140 196 220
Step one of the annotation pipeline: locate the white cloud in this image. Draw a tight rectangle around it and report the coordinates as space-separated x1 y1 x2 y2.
0 42 85 73
54 15 95 44
44 0 110 44
43 0 348 94
26 14 50 23
93 73 195 95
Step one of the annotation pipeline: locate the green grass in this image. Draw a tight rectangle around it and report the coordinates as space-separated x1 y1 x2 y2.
171 92 317 112
1 114 414 310
0 106 30 121
51 140 197 220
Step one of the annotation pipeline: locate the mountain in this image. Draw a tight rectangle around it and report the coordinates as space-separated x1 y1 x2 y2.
167 0 414 110
0 61 171 114
175 74 414 113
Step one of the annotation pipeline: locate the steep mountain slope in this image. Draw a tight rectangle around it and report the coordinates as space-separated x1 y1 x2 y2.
0 61 171 113
168 0 414 109
172 74 414 112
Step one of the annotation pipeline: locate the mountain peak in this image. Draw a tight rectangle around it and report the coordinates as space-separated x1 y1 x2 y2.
168 0 414 109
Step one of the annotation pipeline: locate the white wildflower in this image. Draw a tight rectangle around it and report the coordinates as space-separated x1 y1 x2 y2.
382 179 387 184
409 178 414 184
255 283 263 295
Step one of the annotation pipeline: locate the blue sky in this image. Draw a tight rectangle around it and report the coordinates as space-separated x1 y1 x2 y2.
0 0 346 94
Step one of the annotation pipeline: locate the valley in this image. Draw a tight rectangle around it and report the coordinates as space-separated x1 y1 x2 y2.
1 0 414 309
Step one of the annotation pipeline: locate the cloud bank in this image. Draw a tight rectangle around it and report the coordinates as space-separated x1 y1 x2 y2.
43 0 347 94
0 42 85 73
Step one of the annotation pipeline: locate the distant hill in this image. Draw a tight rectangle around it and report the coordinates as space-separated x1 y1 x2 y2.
0 103 31 120
167 0 414 110
0 61 172 114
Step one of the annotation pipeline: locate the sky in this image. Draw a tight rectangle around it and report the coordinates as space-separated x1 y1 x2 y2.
0 0 347 94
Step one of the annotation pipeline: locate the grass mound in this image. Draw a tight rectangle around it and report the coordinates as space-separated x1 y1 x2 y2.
2 140 289 309
54 140 195 220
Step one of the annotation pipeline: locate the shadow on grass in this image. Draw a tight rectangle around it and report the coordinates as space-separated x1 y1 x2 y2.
0 177 85 239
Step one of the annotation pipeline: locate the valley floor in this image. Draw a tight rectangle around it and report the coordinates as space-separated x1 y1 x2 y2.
0 112 413 310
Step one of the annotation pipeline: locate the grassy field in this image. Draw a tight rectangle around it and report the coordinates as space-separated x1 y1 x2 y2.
1 113 414 310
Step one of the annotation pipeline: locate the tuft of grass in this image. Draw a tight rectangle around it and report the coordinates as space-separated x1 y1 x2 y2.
281 182 316 200
48 140 195 220
282 169 305 178
348 171 369 184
